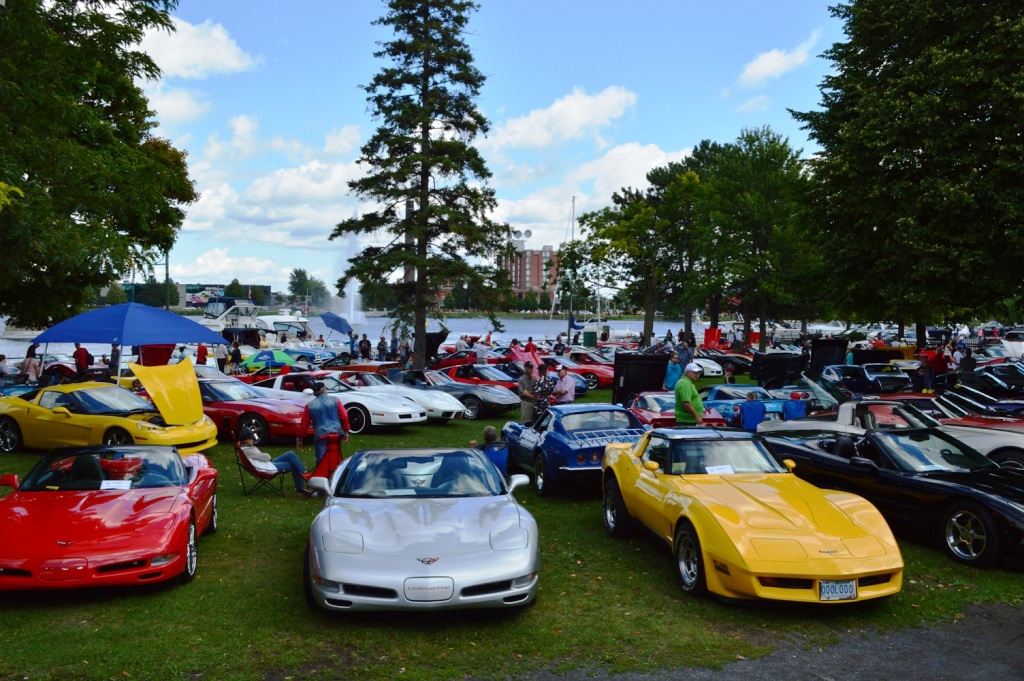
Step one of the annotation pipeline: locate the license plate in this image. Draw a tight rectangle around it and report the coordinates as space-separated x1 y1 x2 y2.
819 579 857 601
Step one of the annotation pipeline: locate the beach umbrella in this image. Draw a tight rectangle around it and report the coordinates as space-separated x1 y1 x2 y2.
240 349 296 369
320 312 354 336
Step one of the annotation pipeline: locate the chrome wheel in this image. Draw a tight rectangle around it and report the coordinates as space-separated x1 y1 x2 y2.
603 479 635 538
346 405 369 434
943 503 1000 566
583 373 599 390
237 414 269 445
181 520 198 583
0 417 23 453
461 396 482 420
675 523 707 595
103 428 133 446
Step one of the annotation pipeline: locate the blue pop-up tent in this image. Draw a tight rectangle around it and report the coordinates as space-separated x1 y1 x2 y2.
33 303 228 346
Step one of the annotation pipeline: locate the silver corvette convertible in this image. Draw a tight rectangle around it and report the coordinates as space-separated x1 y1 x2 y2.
304 448 539 612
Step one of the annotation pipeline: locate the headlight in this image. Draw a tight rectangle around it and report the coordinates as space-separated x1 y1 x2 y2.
490 526 528 551
136 422 166 433
322 530 364 553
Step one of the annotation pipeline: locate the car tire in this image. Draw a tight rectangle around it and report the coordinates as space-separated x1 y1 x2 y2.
990 449 1024 471
303 541 320 611
180 519 198 584
582 372 599 390
603 478 636 538
103 428 134 446
674 522 707 595
205 492 218 535
296 355 310 363
346 404 370 435
720 361 736 375
533 452 556 497
237 414 269 445
942 501 1002 567
0 417 23 453
461 396 482 420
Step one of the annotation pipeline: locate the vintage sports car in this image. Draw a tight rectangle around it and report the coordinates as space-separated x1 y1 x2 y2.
443 363 519 390
334 371 466 421
389 369 521 420
251 371 426 434
698 384 786 428
694 348 753 375
602 428 904 602
278 341 336 364
197 377 312 445
303 447 538 612
763 428 1024 567
503 404 647 496
0 445 217 590
821 364 912 395
430 349 503 370
538 355 614 390
622 391 728 428
0 361 218 454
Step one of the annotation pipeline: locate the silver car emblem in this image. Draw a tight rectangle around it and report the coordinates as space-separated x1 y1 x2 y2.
410 478 426 487
417 557 440 565
56 540 77 547
819 549 839 554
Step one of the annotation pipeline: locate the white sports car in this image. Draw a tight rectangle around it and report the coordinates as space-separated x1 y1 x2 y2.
304 448 539 611
251 372 426 435
335 371 467 421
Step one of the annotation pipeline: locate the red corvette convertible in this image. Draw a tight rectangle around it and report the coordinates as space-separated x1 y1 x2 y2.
0 445 217 590
443 363 519 390
622 390 728 428
538 355 614 390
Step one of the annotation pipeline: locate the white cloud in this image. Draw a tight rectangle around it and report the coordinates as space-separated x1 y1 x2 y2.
481 86 637 153
170 247 282 284
204 115 261 161
242 160 360 205
324 125 362 157
737 30 821 89
738 95 771 113
144 83 211 124
141 18 260 79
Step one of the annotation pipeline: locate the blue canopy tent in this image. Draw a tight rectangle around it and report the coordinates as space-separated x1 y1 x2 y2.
320 312 354 336
33 303 228 346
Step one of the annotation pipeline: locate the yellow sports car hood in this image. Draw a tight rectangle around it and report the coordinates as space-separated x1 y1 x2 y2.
684 475 859 534
129 361 204 426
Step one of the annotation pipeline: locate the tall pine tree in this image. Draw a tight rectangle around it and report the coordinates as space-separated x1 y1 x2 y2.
331 0 510 368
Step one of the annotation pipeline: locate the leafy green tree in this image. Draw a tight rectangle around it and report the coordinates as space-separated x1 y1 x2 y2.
521 291 539 312
250 287 266 306
538 291 552 312
330 0 511 368
134 276 179 308
224 279 246 297
791 0 1024 341
0 0 197 327
105 282 128 305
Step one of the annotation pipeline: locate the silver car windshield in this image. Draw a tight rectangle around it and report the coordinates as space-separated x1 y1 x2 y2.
335 451 504 499
874 430 996 473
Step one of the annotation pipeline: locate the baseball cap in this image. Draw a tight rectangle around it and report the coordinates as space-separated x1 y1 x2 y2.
684 363 701 373
524 361 534 368
238 429 256 441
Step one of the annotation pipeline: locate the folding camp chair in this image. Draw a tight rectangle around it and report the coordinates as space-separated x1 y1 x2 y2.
233 433 285 496
302 433 344 483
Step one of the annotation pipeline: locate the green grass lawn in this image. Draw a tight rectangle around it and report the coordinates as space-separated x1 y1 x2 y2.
0 386 1021 680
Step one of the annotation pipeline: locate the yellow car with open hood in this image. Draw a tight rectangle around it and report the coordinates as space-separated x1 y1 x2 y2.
602 428 903 603
0 361 217 454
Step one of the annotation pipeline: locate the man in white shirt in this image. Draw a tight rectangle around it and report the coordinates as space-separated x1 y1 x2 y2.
552 366 575 404
238 429 313 496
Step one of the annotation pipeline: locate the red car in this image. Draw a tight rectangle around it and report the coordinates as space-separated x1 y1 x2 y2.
443 363 518 390
0 445 217 590
197 377 312 445
622 390 728 428
431 349 503 370
539 355 614 390
568 350 614 366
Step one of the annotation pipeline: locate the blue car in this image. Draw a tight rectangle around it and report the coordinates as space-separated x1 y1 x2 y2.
697 384 786 428
502 404 647 496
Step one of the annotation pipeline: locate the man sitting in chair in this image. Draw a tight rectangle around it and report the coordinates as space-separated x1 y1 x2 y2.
238 429 314 497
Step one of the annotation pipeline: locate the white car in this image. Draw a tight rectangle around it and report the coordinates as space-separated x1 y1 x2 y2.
692 357 723 377
333 371 466 421
251 372 426 435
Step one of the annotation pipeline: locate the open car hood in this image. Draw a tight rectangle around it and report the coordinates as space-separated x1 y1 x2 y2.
129 360 205 426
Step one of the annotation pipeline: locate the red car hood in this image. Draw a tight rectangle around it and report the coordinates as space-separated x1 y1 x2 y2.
0 489 183 554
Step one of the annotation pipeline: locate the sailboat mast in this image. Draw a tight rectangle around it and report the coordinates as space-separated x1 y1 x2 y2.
567 196 575 339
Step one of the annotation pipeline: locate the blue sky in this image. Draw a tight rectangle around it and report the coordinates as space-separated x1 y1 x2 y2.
139 1 844 294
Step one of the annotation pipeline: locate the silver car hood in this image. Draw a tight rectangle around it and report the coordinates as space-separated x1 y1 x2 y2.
326 495 523 553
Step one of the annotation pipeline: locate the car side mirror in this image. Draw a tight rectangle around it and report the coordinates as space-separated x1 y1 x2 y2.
849 456 879 472
507 473 529 493
308 476 331 495
782 458 796 472
52 407 71 417
643 460 660 472
0 473 19 489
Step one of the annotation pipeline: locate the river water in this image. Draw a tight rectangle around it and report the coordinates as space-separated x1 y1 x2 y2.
0 314 712 361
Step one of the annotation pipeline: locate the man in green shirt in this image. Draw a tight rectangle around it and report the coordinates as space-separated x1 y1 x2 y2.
674 363 704 425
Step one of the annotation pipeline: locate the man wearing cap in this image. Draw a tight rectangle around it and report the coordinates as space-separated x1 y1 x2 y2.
552 365 575 404
238 429 313 496
298 382 350 465
782 392 807 421
673 363 704 426
517 361 539 424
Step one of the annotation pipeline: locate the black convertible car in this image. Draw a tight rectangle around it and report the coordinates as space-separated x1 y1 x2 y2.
764 428 1024 568
388 369 520 420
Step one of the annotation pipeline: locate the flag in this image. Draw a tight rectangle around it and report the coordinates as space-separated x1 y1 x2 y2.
569 313 585 330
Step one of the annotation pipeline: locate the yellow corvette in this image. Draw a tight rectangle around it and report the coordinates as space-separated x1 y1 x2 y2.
602 428 903 603
0 361 217 454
